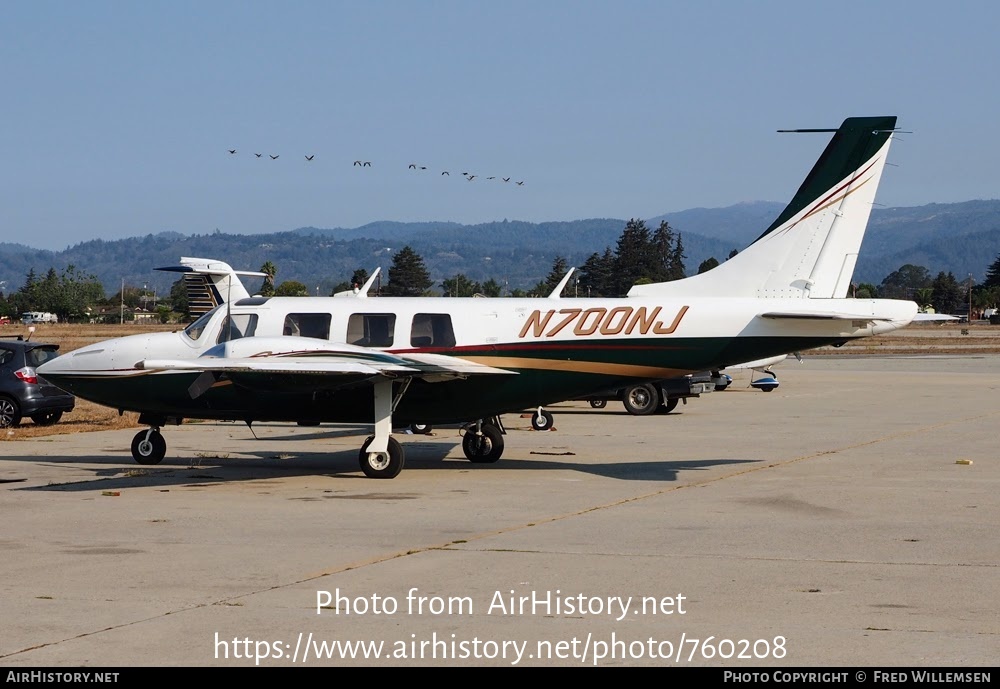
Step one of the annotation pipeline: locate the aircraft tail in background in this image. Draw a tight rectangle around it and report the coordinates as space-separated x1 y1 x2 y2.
156 257 267 317
628 116 898 300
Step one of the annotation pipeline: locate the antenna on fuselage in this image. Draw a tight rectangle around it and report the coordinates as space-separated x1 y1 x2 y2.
547 268 576 298
220 273 234 342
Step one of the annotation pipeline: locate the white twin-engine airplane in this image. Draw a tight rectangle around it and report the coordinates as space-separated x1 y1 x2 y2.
39 116 917 478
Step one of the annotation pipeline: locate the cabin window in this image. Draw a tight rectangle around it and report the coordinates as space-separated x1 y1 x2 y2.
346 313 395 348
410 313 456 348
217 313 259 343
183 305 223 341
282 313 332 339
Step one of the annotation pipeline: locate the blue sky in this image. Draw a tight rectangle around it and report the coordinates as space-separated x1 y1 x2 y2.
3 1 998 251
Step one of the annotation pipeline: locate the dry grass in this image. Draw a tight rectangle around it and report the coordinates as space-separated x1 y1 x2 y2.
2 322 177 439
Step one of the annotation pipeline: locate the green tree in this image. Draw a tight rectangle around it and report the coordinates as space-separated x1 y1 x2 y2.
544 256 569 295
854 282 878 299
441 273 477 297
985 255 1000 289
698 257 720 274
169 278 189 318
613 219 653 296
668 232 686 280
480 278 503 297
930 271 963 314
650 221 680 282
384 246 432 296
259 261 277 297
913 287 934 310
54 265 105 321
578 248 616 297
879 264 932 300
351 268 369 290
274 280 309 296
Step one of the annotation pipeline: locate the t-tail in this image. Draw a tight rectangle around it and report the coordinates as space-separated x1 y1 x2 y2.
156 257 267 317
628 116 898 300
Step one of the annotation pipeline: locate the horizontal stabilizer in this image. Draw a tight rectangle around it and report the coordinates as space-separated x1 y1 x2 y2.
760 311 895 322
911 313 960 322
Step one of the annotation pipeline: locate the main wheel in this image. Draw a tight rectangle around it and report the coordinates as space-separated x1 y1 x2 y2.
410 423 432 435
131 429 166 465
462 424 504 463
0 396 22 428
622 383 660 416
589 400 607 409
358 436 405 479
31 410 63 426
530 409 554 431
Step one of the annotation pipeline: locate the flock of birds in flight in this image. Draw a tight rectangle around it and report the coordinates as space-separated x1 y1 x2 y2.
226 149 525 185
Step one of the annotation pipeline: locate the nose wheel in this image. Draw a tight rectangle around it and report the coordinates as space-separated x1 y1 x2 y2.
131 428 166 465
530 408 554 431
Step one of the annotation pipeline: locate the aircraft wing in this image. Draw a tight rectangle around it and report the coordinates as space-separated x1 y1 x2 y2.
137 352 516 379
137 358 416 376
137 330 517 379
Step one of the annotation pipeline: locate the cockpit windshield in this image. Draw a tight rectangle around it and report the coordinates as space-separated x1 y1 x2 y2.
183 305 223 341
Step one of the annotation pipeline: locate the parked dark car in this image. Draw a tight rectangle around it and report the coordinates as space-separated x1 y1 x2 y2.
0 338 75 428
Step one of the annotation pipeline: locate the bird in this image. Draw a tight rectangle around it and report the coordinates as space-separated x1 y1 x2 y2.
354 160 362 166
502 177 511 182
254 153 262 158
305 155 314 161
354 160 371 167
270 155 279 160
408 164 417 169
516 181 524 185
441 171 449 175
228 149 236 154
363 161 371 167
467 175 476 181
486 176 495 180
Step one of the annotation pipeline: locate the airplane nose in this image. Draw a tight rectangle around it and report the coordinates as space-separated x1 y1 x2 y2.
38 345 107 377
39 341 120 376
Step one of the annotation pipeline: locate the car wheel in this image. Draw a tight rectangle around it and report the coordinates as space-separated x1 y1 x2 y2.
621 383 660 416
0 396 22 428
31 411 63 426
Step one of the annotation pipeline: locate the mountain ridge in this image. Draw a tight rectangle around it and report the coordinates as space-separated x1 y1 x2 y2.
1 199 997 296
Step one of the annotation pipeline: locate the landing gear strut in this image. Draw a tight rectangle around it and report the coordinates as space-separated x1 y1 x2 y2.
358 378 407 478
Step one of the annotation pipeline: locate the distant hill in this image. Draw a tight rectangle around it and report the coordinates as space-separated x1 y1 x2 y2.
1 200 998 297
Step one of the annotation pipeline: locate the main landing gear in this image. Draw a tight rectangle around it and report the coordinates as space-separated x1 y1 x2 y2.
123 382 512 479
461 416 506 463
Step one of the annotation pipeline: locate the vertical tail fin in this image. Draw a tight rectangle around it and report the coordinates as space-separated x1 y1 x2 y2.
156 257 267 317
628 116 898 299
